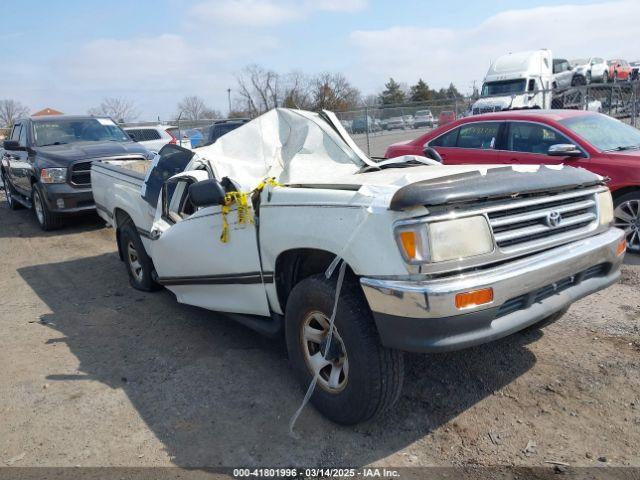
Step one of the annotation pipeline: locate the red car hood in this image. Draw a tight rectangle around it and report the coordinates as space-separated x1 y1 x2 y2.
605 150 640 166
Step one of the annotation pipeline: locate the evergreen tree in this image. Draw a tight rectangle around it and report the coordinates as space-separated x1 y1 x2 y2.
379 78 406 105
409 79 432 102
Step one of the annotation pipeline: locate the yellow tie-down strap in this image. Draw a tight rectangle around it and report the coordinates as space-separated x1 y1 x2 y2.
220 177 283 243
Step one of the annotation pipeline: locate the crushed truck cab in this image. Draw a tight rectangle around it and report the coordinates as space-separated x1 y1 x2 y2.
91 108 625 425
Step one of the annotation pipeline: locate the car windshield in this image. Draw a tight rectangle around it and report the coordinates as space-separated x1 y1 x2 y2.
570 59 587 66
559 114 640 152
415 110 431 116
482 79 526 96
33 118 130 146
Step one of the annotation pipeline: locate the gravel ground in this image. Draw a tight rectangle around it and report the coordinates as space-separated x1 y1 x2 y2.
0 188 639 469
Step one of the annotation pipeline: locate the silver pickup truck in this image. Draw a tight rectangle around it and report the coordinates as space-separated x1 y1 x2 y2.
91 108 626 424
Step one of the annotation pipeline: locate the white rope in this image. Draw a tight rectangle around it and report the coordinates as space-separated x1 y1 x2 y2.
288 259 347 437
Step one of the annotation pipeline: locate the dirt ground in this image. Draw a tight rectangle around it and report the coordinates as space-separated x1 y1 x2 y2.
0 189 639 469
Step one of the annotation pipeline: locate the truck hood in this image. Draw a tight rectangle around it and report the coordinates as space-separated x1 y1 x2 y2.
190 108 603 210
34 141 149 166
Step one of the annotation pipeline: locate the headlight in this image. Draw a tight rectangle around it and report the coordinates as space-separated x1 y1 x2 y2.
396 215 494 263
40 168 67 184
597 190 614 226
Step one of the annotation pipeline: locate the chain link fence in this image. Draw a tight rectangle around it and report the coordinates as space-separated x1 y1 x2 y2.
119 81 640 159
335 81 640 157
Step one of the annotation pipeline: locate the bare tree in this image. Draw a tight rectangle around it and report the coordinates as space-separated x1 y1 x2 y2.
88 97 138 122
0 99 29 128
310 73 361 111
201 107 222 120
362 94 381 107
236 64 282 116
281 71 313 110
176 95 214 121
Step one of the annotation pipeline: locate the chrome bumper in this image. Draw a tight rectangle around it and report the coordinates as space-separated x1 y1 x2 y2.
360 228 625 352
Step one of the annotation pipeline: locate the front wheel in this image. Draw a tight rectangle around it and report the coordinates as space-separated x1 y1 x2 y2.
32 184 63 230
586 71 592 85
603 71 609 83
614 192 640 253
285 274 404 425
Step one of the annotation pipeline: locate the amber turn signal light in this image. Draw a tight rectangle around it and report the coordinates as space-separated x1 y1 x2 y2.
616 238 626 256
455 288 494 310
399 231 417 260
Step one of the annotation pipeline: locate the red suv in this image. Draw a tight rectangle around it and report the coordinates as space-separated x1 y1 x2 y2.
607 59 633 82
385 110 640 252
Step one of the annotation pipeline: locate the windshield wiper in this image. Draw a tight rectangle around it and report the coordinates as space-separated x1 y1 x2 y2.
606 145 640 152
39 141 67 146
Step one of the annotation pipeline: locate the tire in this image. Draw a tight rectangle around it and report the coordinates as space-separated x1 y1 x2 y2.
613 191 640 253
613 71 618 83
2 172 22 210
603 71 609 84
586 71 592 85
285 274 404 425
118 221 161 291
32 184 63 230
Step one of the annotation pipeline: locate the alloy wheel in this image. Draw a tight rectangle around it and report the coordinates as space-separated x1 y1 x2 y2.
33 190 45 225
127 241 144 282
614 199 640 252
300 311 349 393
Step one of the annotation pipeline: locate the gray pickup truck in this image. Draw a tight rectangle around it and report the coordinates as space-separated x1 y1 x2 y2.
1 115 152 230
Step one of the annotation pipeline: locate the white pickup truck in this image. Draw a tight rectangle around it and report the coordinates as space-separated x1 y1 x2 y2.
91 108 625 425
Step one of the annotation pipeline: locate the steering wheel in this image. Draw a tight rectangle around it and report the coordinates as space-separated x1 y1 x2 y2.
423 146 443 163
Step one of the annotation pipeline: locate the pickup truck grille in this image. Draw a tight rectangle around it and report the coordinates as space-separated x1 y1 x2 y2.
487 190 598 252
70 161 92 186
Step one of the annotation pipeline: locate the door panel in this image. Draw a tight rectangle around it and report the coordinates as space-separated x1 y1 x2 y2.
6 124 32 195
499 122 581 166
150 172 271 316
436 122 502 165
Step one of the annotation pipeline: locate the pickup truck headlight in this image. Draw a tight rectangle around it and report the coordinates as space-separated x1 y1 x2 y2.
597 190 614 226
40 168 67 184
396 216 494 263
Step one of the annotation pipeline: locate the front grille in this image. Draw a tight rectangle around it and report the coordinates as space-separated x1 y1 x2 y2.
487 190 598 252
496 263 609 318
70 161 92 186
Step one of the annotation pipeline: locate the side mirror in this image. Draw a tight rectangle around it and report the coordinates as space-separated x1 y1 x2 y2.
423 146 443 163
188 179 227 208
3 140 23 151
548 144 583 158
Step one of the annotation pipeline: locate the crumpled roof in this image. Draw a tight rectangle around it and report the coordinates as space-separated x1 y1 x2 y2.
191 108 370 191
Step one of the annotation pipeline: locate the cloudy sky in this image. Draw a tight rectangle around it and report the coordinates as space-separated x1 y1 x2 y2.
2 0 639 119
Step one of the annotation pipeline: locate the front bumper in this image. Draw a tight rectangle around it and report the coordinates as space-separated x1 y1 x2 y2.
360 228 625 353
40 183 95 214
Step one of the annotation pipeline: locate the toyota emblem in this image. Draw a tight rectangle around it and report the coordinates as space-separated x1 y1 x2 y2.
546 210 562 228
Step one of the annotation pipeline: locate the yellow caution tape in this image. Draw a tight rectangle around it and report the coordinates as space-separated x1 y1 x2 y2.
219 177 284 243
